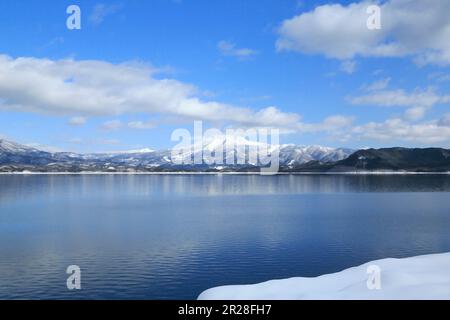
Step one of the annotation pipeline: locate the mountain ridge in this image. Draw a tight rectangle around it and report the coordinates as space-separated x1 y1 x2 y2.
0 138 353 172
1 138 449 173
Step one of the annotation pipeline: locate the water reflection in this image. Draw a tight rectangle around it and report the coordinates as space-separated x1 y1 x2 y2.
0 175 449 299
1 174 450 204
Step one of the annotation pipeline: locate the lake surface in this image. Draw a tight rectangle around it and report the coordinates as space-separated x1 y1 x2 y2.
0 174 450 300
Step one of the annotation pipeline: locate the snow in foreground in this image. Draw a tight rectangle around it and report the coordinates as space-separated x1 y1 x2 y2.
198 253 450 300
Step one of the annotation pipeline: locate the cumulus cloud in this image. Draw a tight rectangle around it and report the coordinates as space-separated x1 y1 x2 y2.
350 88 450 108
299 115 355 133
277 0 450 66
217 41 259 58
339 79 450 143
350 118 450 144
350 87 450 120
0 55 303 130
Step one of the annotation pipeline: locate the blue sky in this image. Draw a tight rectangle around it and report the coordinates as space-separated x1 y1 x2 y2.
0 0 449 152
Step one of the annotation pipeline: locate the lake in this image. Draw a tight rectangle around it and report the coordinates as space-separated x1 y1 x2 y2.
0 174 449 299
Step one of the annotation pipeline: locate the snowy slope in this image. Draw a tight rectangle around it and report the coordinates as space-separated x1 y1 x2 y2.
170 135 354 167
0 139 40 154
198 252 450 300
279 144 354 166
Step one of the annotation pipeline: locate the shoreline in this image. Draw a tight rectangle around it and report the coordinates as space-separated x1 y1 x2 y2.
0 171 450 176
198 252 450 300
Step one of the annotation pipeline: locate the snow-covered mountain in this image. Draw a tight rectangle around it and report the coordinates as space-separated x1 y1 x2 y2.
0 139 41 154
279 144 354 167
3 137 447 173
171 135 277 166
0 138 355 172
0 139 62 167
170 135 353 167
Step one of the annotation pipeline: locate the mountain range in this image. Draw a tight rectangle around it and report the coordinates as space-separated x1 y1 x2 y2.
0 138 449 173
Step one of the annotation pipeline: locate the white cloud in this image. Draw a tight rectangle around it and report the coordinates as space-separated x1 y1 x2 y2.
439 114 450 127
89 3 122 25
428 72 450 83
299 115 355 133
68 116 87 126
363 78 391 91
4 55 447 146
102 120 123 131
350 88 450 108
340 60 357 74
404 107 427 122
0 55 361 138
217 41 259 58
350 118 450 144
0 55 303 130
350 87 450 120
277 0 450 66
128 120 156 130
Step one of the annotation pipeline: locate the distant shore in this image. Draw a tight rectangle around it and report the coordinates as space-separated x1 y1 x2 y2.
0 171 450 175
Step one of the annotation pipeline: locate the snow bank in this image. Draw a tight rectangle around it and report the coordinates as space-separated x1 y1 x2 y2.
198 253 450 300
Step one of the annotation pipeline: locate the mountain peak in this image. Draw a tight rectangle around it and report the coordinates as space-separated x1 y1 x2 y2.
0 139 39 153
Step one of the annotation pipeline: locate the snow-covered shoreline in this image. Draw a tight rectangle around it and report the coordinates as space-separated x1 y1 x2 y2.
198 253 450 300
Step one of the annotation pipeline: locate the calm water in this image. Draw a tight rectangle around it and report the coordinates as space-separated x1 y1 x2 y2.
0 174 450 300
